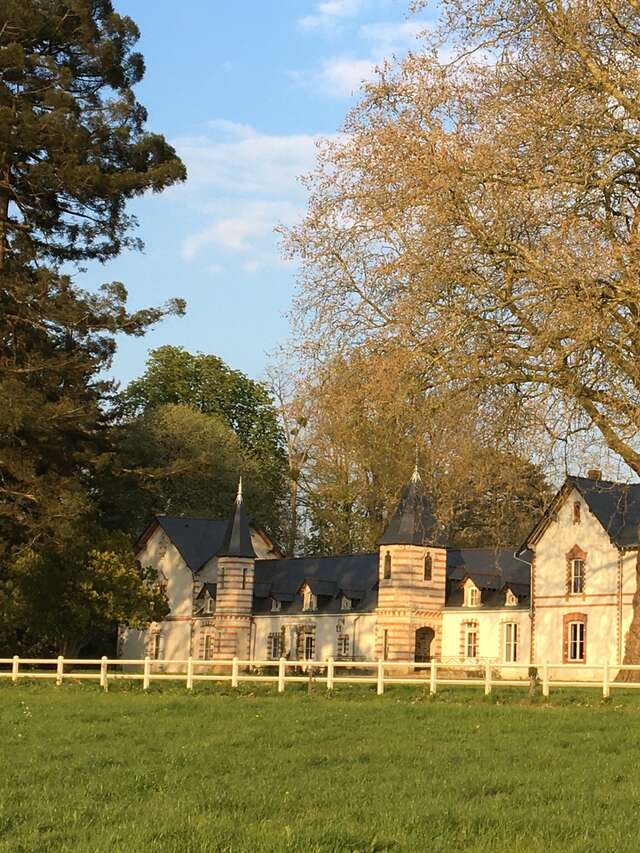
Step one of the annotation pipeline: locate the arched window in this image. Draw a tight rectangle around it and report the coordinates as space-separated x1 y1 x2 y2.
242 567 247 590
384 551 391 579
423 553 432 581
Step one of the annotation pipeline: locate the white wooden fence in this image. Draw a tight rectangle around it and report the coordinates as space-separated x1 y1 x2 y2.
3 656 640 696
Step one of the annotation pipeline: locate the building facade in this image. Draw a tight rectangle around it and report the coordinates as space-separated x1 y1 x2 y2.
120 469 640 676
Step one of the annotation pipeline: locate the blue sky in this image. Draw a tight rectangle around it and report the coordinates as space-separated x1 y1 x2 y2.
84 0 432 388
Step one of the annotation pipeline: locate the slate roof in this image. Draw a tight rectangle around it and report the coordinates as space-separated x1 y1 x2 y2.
568 476 640 548
154 516 229 572
520 475 640 551
445 548 531 608
217 483 256 559
253 553 378 614
379 468 444 546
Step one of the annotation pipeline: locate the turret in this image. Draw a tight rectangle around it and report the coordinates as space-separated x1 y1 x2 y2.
212 479 256 658
376 466 447 662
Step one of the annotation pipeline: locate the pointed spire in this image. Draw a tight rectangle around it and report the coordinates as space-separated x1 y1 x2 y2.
217 478 256 558
379 467 443 547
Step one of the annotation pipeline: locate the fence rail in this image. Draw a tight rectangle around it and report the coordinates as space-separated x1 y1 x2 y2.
4 656 640 697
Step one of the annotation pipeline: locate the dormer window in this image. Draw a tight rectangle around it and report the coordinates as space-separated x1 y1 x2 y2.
464 582 480 607
302 586 317 612
573 501 581 525
505 589 518 607
271 598 282 612
423 553 432 581
384 551 391 580
341 595 352 611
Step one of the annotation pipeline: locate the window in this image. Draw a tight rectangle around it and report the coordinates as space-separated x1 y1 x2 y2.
150 633 161 660
423 553 432 581
464 583 480 607
571 559 585 594
465 624 478 659
384 551 391 579
271 598 282 612
204 592 214 614
504 623 518 662
568 621 586 662
383 629 389 661
242 568 247 590
505 589 518 607
302 587 317 611
341 595 352 611
336 635 350 659
267 633 281 660
304 634 315 660
573 501 581 524
204 635 215 660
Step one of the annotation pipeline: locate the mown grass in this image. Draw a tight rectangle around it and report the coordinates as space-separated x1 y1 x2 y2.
2 681 640 852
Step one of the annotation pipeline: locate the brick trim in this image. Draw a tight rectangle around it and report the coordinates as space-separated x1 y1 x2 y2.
563 612 587 663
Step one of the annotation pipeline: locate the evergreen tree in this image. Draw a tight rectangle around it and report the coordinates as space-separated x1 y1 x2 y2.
0 1 185 652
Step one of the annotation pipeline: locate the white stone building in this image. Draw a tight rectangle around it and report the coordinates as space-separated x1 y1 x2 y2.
119 469 640 677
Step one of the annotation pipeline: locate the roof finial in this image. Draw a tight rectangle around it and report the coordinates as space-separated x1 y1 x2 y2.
236 476 243 504
411 462 421 483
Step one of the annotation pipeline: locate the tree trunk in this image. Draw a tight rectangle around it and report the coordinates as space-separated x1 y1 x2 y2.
616 546 640 682
287 476 299 557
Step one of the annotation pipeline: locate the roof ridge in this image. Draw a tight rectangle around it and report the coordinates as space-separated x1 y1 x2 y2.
255 552 378 563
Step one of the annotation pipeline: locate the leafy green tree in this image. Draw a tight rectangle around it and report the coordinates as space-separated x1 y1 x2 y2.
119 347 287 538
102 403 279 537
3 526 169 657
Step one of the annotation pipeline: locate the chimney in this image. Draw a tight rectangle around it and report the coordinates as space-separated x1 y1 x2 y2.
587 469 602 481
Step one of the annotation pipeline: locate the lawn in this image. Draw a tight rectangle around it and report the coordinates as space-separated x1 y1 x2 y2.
1 682 640 852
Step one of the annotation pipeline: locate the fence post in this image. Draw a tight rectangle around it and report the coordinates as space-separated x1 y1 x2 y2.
603 659 610 698
186 656 193 690
278 657 286 693
232 656 239 688
11 655 19 684
377 658 385 695
327 656 334 691
430 659 437 695
484 661 492 696
143 656 151 690
100 656 108 692
542 661 549 698
56 655 64 686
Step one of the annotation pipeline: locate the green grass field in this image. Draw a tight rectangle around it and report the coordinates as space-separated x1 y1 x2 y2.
2 682 640 852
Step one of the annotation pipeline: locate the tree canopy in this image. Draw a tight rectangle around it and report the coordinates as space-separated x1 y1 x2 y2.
284 0 640 479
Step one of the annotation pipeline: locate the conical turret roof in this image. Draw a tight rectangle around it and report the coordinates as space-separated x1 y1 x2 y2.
379 466 443 546
217 479 256 559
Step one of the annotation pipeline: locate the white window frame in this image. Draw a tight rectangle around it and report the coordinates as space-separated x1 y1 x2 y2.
505 589 517 607
341 595 352 611
465 624 478 660
271 598 282 612
464 582 480 607
304 634 315 660
504 622 518 663
267 633 281 660
302 588 317 612
204 593 214 615
571 559 585 594
336 634 350 659
568 621 585 662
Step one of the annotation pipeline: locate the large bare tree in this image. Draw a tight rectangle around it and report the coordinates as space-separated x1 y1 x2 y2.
283 0 640 668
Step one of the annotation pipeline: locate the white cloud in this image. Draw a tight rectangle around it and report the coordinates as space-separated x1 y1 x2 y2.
181 198 302 261
316 56 376 98
358 20 424 50
173 124 329 197
298 0 364 31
